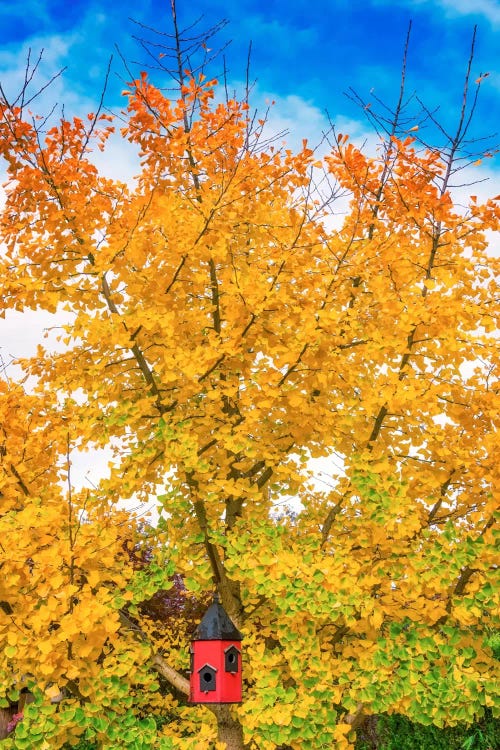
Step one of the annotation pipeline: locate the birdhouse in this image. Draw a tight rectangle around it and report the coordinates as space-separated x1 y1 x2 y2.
189 594 243 704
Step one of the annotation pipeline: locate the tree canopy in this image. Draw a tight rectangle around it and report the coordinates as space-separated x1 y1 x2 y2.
0 9 499 750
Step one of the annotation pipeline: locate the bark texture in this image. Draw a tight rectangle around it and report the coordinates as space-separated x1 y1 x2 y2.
0 706 15 740
212 704 246 750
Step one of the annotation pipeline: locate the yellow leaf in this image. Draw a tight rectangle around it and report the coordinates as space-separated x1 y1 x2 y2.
45 684 61 700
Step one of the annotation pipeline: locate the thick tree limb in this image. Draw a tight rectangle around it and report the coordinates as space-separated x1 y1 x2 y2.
152 653 190 696
320 495 347 548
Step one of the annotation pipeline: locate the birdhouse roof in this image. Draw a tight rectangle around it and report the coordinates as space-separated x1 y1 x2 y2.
197 663 217 673
193 596 243 641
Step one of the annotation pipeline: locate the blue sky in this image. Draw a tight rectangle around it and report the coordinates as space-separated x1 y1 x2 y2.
0 0 499 150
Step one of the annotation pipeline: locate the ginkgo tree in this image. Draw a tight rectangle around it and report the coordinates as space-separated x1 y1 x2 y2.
0 6 499 750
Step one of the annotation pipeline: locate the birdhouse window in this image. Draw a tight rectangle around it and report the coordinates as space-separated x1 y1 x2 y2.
198 664 217 693
224 645 240 674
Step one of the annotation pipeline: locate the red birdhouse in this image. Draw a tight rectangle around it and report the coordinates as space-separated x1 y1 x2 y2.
189 594 243 704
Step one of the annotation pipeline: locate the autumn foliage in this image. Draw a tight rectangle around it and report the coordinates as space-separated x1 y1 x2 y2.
0 16 499 750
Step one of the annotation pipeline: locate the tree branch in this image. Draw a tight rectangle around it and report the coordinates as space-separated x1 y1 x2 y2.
320 496 345 548
118 609 190 696
101 273 174 414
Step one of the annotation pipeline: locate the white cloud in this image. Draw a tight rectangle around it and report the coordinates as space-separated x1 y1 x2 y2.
239 86 377 155
0 33 86 115
432 0 500 25
375 0 500 25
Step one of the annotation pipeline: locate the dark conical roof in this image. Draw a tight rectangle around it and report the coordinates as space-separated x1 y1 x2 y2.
194 595 243 641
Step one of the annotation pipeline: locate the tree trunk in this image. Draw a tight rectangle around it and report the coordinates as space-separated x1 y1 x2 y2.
212 705 246 750
0 706 15 740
